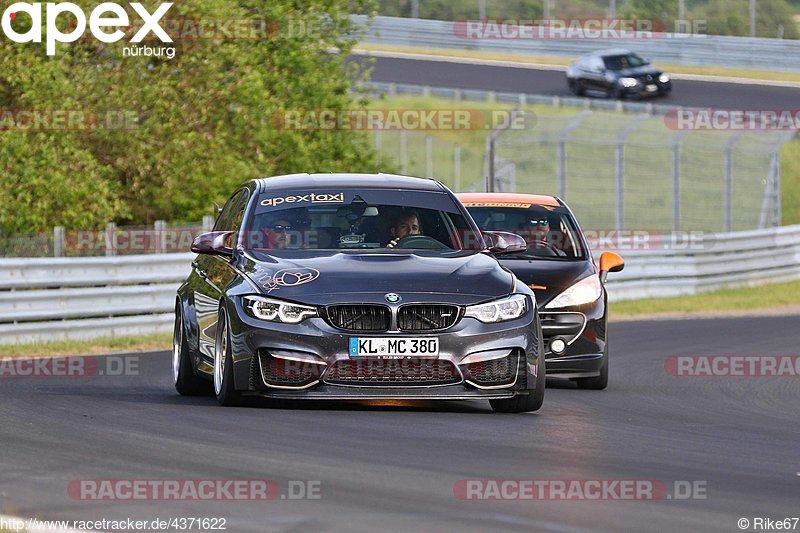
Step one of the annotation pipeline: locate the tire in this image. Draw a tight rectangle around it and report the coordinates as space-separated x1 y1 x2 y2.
490 349 545 413
575 345 608 390
214 307 244 406
609 84 623 100
568 79 585 96
173 303 210 396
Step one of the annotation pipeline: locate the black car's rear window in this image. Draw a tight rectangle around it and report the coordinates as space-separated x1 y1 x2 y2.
465 204 586 260
244 189 482 251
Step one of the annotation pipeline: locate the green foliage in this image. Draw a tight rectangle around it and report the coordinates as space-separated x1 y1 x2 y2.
690 0 799 38
376 0 618 19
376 0 800 38
620 0 678 32
0 0 380 231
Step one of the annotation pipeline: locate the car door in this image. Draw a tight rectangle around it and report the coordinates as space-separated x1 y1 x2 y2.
585 56 608 93
193 188 249 363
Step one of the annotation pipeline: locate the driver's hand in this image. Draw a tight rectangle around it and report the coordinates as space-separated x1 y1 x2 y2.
387 237 400 248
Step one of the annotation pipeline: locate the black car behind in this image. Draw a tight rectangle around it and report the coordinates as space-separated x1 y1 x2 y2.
566 48 672 99
460 193 624 390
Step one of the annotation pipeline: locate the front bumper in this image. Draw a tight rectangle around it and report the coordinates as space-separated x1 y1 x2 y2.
225 297 542 400
540 296 607 379
622 80 672 98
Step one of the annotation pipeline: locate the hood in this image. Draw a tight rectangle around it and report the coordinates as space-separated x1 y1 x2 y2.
239 250 515 306
497 257 595 308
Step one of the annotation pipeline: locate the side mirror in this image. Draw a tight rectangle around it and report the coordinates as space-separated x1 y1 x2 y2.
598 251 624 283
483 231 527 254
191 231 236 256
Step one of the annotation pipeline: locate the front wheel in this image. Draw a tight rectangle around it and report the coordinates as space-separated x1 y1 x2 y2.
214 307 244 406
575 345 608 390
173 304 210 396
490 351 545 413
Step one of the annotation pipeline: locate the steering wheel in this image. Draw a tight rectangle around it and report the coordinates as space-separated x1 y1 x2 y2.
529 239 563 256
391 235 450 250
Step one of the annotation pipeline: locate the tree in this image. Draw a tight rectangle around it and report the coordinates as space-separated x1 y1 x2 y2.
0 0 380 232
691 0 798 37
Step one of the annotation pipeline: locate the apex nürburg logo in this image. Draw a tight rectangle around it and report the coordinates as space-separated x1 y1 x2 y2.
1 2 173 55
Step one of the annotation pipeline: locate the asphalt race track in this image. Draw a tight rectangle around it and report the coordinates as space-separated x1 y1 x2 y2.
1 315 798 532
363 55 800 110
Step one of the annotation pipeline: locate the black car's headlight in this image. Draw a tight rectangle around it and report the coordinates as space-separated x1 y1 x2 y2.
243 295 318 324
465 294 528 323
545 274 601 309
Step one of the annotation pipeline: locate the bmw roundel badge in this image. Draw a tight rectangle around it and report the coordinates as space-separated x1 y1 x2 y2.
385 293 401 303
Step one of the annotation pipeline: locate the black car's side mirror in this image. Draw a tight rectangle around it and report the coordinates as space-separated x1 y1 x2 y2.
483 231 527 254
191 231 236 256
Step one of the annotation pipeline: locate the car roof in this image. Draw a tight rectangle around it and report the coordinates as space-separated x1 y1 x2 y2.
253 173 445 193
457 192 561 208
584 48 633 58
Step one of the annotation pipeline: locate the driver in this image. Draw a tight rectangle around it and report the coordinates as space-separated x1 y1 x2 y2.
264 217 293 250
517 216 566 256
386 209 421 248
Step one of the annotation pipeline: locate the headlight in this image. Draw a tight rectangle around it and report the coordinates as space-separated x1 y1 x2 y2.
244 295 317 324
658 73 670 83
545 275 602 309
619 77 639 88
465 294 528 323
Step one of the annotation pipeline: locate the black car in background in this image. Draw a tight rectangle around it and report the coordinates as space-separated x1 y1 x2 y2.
459 193 624 390
174 174 546 412
566 48 672 99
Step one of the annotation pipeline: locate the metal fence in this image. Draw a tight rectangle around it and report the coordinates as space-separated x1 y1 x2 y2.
0 217 215 258
487 110 793 233
361 82 796 233
2 225 799 344
356 15 800 71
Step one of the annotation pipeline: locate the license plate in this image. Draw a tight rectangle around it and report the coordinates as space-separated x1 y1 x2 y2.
646 84 657 92
349 337 439 358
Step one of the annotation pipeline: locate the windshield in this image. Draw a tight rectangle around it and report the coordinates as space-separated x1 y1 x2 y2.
603 53 648 71
465 204 586 260
244 189 482 251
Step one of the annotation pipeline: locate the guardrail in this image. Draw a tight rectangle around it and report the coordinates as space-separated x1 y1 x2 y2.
359 80 692 116
0 254 192 345
1 226 799 345
356 16 800 71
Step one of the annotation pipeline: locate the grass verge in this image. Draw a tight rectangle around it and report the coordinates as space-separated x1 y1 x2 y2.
610 279 800 317
781 138 800 225
356 43 800 83
0 332 171 358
